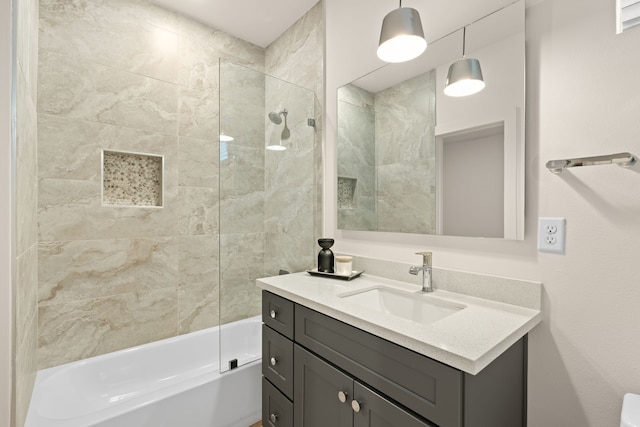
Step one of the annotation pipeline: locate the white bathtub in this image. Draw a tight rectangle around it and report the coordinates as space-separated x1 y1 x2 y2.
26 316 262 427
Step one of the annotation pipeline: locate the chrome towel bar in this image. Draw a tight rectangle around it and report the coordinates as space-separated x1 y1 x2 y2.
546 152 637 173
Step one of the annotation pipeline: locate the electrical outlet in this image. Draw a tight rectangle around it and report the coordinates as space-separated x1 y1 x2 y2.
538 217 566 254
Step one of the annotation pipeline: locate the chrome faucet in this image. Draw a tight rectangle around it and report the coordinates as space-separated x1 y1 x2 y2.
409 251 433 293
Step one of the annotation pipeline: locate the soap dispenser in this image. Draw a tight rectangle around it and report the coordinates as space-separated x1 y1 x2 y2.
317 238 335 273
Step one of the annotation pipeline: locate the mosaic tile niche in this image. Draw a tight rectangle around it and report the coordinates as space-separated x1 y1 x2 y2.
102 150 163 207
337 177 357 209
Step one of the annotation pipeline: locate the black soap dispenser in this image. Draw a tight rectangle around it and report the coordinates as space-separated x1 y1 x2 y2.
317 238 335 273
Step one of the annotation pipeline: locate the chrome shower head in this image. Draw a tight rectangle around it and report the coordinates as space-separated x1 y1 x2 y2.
267 109 290 150
268 111 283 125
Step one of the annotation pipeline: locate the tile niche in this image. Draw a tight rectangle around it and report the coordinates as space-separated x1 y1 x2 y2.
337 176 356 209
102 150 164 207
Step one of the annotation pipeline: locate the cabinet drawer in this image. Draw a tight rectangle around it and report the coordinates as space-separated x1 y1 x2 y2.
295 304 463 427
262 325 294 400
263 291 295 339
263 377 293 427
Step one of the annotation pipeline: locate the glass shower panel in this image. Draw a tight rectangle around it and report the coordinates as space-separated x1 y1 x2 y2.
218 59 318 373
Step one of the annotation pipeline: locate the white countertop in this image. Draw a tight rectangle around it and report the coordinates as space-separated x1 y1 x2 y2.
257 271 542 375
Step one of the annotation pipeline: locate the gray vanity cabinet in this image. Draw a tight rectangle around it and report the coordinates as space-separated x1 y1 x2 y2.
294 344 435 427
261 290 526 427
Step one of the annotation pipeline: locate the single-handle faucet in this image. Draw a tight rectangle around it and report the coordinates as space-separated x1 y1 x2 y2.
409 251 433 293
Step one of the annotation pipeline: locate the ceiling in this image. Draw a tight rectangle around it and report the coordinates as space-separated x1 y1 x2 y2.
150 0 320 48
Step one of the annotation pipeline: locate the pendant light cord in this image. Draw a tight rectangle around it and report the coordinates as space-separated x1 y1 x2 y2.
462 26 466 58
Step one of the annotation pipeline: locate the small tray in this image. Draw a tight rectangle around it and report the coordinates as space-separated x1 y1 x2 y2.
306 269 364 281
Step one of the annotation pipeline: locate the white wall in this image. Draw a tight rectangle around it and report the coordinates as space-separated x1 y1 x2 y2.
1 0 14 425
326 0 640 425
442 130 504 237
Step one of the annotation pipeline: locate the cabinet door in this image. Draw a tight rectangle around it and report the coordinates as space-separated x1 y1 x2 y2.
294 345 353 427
353 382 437 427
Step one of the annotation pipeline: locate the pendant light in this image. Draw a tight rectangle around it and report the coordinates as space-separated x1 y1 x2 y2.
377 0 427 63
444 26 485 97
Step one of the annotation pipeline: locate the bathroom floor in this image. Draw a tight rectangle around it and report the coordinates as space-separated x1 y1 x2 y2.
249 422 262 427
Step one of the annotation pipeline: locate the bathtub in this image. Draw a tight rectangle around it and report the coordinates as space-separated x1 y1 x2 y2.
26 316 262 427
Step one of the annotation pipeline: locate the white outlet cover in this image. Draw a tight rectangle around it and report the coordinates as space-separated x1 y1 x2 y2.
538 217 566 254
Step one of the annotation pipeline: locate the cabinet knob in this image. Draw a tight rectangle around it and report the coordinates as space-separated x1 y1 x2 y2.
270 309 277 319
351 400 362 413
270 357 278 366
338 391 348 403
269 413 278 423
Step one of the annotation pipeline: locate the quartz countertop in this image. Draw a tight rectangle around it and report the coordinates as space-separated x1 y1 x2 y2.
257 271 542 375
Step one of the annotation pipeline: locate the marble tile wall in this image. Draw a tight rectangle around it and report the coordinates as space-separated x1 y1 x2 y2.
336 70 436 234
337 84 377 230
34 0 323 370
15 0 39 423
263 77 317 275
265 1 324 104
264 0 323 277
375 70 436 234
217 13 323 323
36 0 266 368
218 60 266 324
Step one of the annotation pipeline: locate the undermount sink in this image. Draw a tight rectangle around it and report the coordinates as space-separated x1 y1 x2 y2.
338 286 465 324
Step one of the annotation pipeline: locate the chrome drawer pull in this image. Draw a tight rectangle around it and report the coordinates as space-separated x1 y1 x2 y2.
270 413 278 423
351 400 361 413
270 357 278 366
338 391 348 403
270 309 277 319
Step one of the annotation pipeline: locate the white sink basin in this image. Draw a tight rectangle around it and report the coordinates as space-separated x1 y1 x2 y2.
339 286 465 324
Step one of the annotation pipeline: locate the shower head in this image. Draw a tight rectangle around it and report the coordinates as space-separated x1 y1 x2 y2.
266 109 290 151
268 111 282 125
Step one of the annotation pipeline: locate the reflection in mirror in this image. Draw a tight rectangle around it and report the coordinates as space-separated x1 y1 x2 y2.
337 0 525 239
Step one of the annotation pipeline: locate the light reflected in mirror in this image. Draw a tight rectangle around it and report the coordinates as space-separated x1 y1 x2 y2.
336 0 525 239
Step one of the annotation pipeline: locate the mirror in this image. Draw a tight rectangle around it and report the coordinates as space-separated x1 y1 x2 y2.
336 1 524 239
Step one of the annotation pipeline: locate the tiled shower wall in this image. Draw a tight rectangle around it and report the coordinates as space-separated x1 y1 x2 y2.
15 0 39 422
265 0 324 270
265 0 324 261
218 62 317 325
218 1 324 324
336 70 435 233
375 70 436 233
36 0 322 369
337 84 377 230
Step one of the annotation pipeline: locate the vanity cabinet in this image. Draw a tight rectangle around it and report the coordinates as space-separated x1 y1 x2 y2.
261 290 526 427
295 344 435 427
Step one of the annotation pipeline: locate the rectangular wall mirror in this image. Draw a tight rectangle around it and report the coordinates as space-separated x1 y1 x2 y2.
336 0 525 239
